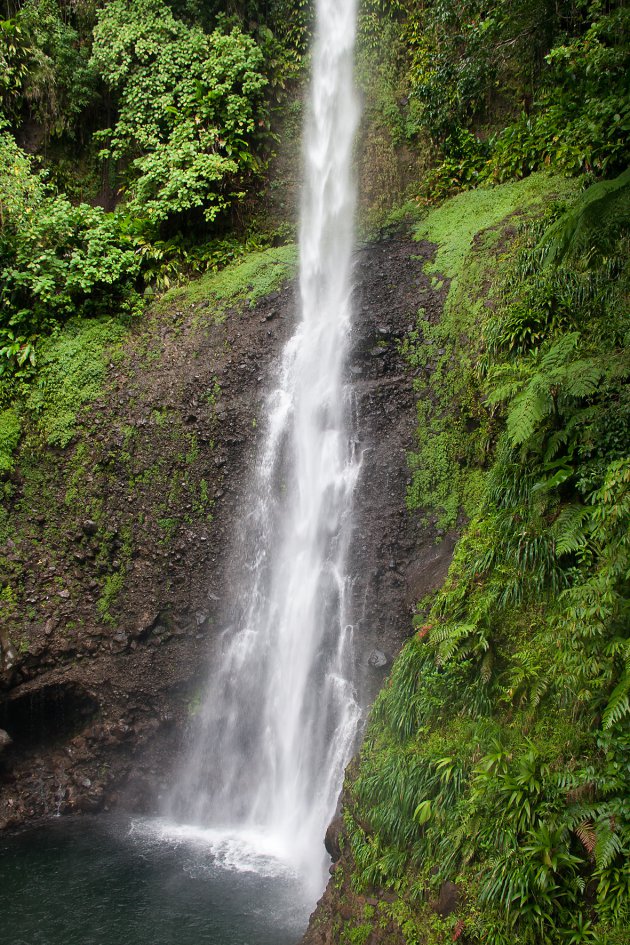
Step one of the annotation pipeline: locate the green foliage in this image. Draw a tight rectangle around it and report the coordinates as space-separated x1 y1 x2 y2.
0 16 30 116
0 0 97 138
400 0 629 200
91 0 268 226
349 177 630 942
0 130 141 373
403 174 576 527
539 167 630 267
0 406 20 472
16 0 96 138
25 318 126 447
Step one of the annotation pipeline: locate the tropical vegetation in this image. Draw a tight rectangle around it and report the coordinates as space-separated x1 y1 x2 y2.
0 0 627 940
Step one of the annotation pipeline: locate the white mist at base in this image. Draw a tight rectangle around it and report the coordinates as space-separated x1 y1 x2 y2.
166 0 361 898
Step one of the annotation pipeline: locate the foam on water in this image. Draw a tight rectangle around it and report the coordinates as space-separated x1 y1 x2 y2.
130 818 295 879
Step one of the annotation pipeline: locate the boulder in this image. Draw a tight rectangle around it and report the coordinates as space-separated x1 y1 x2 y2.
367 648 388 668
324 815 344 862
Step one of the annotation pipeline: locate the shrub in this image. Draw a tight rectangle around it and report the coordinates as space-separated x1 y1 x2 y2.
91 0 269 226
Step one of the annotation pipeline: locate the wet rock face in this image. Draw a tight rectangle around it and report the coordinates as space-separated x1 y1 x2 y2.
0 232 451 832
347 237 451 705
0 281 296 830
324 816 344 863
0 635 18 689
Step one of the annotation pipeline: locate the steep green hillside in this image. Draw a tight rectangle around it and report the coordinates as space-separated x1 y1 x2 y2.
334 171 630 945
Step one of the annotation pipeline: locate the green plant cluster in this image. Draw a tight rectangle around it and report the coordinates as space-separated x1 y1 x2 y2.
91 0 269 227
367 0 629 202
0 0 96 138
0 128 142 374
402 172 577 528
0 0 302 381
346 173 630 944
0 124 140 375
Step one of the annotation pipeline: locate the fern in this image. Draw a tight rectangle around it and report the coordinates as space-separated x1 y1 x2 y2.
602 672 630 730
552 504 591 555
539 166 630 266
574 821 597 857
594 821 623 871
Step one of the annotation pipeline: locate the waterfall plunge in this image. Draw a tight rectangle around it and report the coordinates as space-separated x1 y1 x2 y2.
166 0 361 895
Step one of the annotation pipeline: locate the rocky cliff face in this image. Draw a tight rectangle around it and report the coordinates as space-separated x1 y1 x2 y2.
0 232 450 848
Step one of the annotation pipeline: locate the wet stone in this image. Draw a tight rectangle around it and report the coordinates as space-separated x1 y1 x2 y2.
367 649 388 668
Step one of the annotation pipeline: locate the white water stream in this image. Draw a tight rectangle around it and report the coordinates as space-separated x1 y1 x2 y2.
164 0 361 897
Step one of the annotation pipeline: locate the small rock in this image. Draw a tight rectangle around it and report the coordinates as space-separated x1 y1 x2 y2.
57 589 70 600
0 729 12 753
82 520 98 536
367 649 388 669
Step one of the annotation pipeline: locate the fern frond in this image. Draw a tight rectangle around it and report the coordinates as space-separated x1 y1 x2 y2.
539 167 630 266
602 673 630 730
594 822 623 871
552 504 591 555
563 359 604 399
540 331 581 371
575 821 597 857
506 383 550 445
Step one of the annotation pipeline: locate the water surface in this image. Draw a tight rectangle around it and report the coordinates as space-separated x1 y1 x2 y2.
0 816 311 945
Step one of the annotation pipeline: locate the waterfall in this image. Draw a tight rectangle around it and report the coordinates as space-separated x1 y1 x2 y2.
166 0 361 894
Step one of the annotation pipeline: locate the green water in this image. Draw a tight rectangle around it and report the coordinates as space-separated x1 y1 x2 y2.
0 817 312 945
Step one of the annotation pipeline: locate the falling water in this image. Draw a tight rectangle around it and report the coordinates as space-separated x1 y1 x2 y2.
165 0 361 896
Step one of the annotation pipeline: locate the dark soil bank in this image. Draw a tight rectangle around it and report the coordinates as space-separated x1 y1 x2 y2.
0 233 451 834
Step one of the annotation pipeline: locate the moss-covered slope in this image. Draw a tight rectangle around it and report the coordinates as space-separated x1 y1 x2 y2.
305 171 629 945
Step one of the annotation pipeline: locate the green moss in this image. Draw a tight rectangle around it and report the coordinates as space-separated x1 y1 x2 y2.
157 517 178 544
157 244 297 316
0 408 21 473
25 317 127 447
413 172 578 283
97 570 125 625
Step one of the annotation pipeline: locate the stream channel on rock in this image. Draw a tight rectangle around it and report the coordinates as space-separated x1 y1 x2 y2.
0 1 449 941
